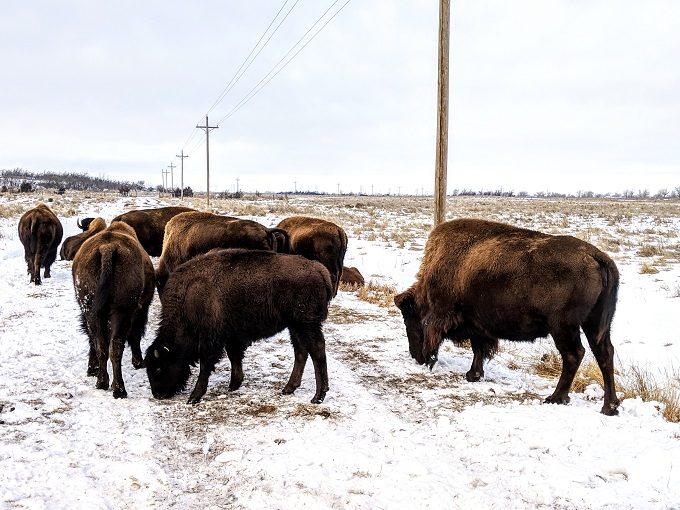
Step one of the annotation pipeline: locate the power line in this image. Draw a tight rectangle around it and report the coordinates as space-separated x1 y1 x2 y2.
180 0 298 153
216 0 352 126
205 0 301 116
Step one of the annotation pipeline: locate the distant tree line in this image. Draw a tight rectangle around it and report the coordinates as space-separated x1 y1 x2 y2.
0 168 151 193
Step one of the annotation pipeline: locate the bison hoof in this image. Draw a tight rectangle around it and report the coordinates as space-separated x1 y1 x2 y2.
113 388 128 399
465 369 483 382
96 380 109 391
310 392 327 404
601 400 620 416
187 394 203 405
87 366 98 377
281 385 297 395
544 394 570 405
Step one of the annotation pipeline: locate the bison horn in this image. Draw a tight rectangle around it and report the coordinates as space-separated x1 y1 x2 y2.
77 218 82 229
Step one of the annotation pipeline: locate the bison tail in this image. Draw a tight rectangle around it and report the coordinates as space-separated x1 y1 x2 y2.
92 245 116 317
29 216 40 253
592 255 620 343
269 228 290 253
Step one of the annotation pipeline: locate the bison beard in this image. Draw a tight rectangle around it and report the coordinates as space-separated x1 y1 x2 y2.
394 218 621 416
145 249 333 404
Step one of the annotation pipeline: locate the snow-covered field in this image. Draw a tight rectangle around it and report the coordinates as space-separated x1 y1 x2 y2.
1 192 679 509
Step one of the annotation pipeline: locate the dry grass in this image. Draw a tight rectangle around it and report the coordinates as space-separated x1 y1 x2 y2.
639 262 660 274
529 350 604 393
637 244 664 257
619 366 680 423
356 281 397 309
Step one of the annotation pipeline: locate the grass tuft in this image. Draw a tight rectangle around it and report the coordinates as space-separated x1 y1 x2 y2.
619 365 680 423
356 281 397 309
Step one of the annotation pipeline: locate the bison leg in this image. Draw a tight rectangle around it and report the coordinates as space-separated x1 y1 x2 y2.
295 325 328 404
95 338 110 391
466 335 498 382
187 353 220 404
109 336 127 399
582 321 620 416
43 249 57 279
282 330 309 395
226 348 245 391
545 325 584 406
87 340 98 376
127 308 149 370
32 252 42 285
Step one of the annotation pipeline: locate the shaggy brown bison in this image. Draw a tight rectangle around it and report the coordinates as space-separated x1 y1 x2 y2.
60 217 107 260
18 203 64 285
394 218 620 416
145 249 333 404
276 216 347 296
155 211 290 294
111 206 194 256
340 266 365 287
72 221 155 398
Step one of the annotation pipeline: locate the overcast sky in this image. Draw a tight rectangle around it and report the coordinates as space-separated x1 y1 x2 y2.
1 1 678 195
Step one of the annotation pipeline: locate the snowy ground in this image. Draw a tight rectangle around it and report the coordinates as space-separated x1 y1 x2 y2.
1 193 679 509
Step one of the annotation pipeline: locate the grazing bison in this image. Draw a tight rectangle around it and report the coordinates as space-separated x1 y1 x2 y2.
340 266 365 287
155 211 290 295
276 216 347 296
72 221 155 398
18 203 64 285
394 218 620 416
60 217 107 260
145 249 333 405
111 206 194 256
77 217 96 231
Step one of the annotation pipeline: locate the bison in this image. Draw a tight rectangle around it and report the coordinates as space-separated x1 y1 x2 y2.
60 217 107 260
18 203 64 285
111 206 195 256
276 216 347 296
394 218 620 416
155 211 290 295
340 266 365 287
145 248 333 405
72 221 155 398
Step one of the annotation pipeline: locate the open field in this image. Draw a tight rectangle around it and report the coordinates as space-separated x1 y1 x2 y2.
1 191 679 509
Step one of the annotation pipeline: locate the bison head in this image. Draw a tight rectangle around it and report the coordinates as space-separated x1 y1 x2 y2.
394 288 438 369
144 344 192 399
77 217 95 231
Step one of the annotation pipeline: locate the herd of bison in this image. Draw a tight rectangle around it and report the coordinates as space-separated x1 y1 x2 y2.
17 203 620 416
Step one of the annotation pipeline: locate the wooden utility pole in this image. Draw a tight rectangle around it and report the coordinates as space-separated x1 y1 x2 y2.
434 0 450 226
176 150 188 200
162 167 171 196
168 162 176 194
196 115 218 207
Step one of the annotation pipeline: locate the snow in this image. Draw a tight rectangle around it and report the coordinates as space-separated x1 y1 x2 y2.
1 193 679 509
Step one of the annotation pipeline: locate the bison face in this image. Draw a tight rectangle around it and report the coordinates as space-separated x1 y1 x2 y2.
394 289 435 367
144 345 192 399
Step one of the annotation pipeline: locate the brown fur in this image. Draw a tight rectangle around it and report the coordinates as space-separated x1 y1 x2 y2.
156 211 289 295
18 203 64 285
72 222 155 398
145 249 333 404
394 218 620 416
111 206 194 256
277 216 348 297
60 217 107 260
340 266 365 286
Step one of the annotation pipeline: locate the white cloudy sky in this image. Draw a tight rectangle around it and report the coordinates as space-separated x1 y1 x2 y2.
1 0 678 194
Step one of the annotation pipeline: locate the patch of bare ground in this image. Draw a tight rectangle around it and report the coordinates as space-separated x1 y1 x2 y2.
328 304 384 324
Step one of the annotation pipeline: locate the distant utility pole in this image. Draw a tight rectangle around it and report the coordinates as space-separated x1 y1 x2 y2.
196 115 218 207
236 178 240 193
162 167 171 196
176 150 188 200
434 0 450 225
337 183 340 195
294 181 297 193
168 162 176 193
160 168 164 196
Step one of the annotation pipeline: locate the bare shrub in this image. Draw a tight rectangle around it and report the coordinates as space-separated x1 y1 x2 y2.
637 244 663 257
639 262 659 274
619 366 680 423
357 281 397 309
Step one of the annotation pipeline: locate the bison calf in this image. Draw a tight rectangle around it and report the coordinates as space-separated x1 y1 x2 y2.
73 222 155 398
60 217 106 260
155 211 290 295
145 249 333 404
18 203 64 285
394 218 620 416
277 216 347 296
